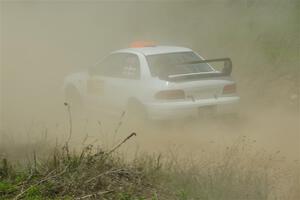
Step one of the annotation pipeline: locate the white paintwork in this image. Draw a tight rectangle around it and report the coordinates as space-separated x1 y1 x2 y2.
64 45 240 120
115 46 192 56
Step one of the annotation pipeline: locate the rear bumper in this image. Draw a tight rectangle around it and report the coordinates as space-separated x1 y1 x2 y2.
145 96 240 120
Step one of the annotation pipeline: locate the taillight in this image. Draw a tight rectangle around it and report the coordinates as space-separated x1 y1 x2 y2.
223 84 236 94
155 90 185 100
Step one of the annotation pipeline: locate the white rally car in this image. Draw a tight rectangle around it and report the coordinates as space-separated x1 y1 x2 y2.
64 42 239 121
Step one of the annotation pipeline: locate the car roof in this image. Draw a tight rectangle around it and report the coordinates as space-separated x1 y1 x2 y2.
114 45 193 56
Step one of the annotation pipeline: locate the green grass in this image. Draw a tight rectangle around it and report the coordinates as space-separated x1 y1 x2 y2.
0 136 299 200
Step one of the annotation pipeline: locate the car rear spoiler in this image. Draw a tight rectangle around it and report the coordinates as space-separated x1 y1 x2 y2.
167 57 232 81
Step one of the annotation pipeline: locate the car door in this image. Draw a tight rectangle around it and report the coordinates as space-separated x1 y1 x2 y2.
103 53 141 117
86 53 141 117
85 53 121 114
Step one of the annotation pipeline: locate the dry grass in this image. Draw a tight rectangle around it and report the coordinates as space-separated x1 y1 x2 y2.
0 134 164 200
0 130 299 200
0 104 299 199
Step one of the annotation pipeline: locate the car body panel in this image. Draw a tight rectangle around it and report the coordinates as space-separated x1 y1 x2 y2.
64 45 240 120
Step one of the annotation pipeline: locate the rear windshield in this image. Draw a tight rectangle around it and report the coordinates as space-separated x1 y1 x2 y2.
146 52 214 78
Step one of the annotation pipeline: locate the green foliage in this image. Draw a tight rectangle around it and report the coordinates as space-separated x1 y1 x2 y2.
25 185 42 199
177 190 188 200
15 172 28 183
0 181 17 194
118 192 133 200
117 193 149 200
151 192 159 200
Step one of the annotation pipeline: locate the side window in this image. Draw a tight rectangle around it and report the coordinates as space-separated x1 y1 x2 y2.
91 54 122 77
121 54 140 80
102 54 122 77
91 53 140 79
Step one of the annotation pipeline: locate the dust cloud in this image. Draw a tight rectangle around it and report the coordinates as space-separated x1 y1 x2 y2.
0 1 299 161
